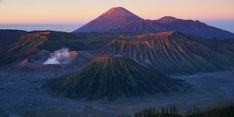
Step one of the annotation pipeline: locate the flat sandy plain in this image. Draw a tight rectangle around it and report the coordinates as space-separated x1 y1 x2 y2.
0 68 234 117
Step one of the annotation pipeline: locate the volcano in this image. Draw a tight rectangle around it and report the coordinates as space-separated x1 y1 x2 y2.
103 31 233 74
0 32 50 65
47 56 190 100
75 7 144 32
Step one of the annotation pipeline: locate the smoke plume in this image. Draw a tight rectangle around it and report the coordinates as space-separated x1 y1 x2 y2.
43 48 72 65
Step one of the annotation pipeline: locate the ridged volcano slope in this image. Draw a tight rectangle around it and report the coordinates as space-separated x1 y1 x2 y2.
47 56 189 100
103 32 232 74
0 32 49 65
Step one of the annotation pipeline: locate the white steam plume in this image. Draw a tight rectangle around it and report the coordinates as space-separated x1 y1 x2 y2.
43 48 72 65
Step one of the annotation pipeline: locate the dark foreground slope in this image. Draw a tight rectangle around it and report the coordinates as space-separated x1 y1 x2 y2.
104 32 233 74
47 56 190 100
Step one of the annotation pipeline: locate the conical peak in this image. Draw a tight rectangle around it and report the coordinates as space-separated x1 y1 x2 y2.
108 7 127 12
47 54 189 100
102 7 142 18
75 7 144 32
106 7 130 14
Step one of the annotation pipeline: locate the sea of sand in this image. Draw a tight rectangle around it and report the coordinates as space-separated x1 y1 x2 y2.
0 68 234 117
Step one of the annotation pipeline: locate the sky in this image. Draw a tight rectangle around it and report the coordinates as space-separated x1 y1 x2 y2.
0 0 234 32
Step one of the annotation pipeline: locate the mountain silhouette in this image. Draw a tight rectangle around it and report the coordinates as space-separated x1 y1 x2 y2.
154 16 234 39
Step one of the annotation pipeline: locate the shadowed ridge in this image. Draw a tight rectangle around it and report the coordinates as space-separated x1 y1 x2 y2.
156 16 180 23
47 56 190 100
154 17 234 39
0 30 28 46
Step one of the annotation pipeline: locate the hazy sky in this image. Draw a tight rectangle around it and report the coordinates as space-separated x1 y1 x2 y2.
0 0 234 32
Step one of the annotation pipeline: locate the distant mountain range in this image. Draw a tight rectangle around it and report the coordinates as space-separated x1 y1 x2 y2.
74 7 234 39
